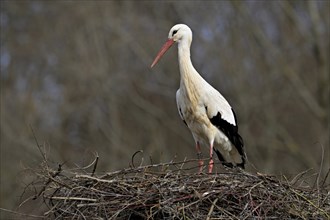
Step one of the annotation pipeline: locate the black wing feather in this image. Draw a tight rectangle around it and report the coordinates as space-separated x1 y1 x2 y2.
209 108 245 168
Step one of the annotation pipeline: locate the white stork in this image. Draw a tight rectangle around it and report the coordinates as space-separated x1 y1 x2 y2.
151 24 245 173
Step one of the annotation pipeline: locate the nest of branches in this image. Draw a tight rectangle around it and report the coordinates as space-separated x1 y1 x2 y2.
27 155 329 220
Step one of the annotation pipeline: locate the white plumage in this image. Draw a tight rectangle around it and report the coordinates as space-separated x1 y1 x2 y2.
151 24 245 173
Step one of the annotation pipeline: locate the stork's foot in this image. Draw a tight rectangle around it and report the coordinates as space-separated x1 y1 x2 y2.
208 158 214 173
198 160 204 173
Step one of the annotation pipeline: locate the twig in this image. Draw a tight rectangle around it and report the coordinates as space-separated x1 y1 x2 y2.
91 153 99 176
0 208 45 219
48 196 97 202
290 188 329 219
321 168 330 188
131 150 143 168
21 154 330 219
34 163 63 199
29 125 47 162
75 174 116 183
206 198 218 220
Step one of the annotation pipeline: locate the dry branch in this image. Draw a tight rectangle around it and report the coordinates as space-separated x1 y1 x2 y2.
24 158 330 219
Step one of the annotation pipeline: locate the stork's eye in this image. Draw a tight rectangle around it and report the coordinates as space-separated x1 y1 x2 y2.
172 30 178 36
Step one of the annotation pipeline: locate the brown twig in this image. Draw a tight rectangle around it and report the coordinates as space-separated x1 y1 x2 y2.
18 156 330 219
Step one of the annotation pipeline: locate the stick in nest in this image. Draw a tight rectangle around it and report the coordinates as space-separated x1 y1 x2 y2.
19 155 330 220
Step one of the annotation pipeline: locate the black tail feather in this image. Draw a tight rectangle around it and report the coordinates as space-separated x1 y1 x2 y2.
214 148 234 168
214 148 244 169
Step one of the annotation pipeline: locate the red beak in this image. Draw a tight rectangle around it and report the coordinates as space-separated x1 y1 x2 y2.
151 39 175 68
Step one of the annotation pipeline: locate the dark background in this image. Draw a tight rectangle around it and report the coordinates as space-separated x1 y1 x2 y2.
1 1 329 217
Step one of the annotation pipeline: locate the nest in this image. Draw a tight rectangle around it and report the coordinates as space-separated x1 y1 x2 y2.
27 156 329 220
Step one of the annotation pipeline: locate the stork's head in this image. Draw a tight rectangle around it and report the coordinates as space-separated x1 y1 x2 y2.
168 24 192 43
151 24 192 68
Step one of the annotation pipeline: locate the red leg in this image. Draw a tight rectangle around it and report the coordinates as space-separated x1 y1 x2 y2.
208 142 214 173
195 141 204 173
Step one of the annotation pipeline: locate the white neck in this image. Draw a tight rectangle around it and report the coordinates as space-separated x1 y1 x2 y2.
178 40 201 88
177 39 206 103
